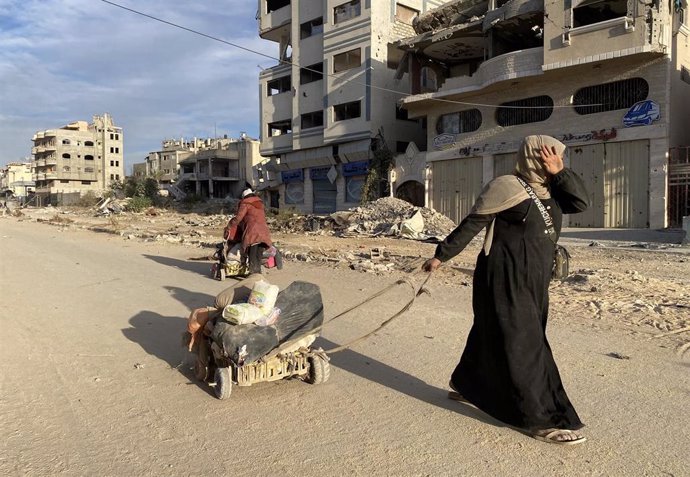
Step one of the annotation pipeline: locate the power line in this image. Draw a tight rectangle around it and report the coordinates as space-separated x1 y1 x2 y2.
99 0 600 110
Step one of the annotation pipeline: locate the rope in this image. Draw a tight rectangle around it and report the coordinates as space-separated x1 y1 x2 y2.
322 272 433 353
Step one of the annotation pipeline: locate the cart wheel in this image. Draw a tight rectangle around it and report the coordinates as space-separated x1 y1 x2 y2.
194 359 209 382
219 267 226 281
214 367 232 400
306 354 330 385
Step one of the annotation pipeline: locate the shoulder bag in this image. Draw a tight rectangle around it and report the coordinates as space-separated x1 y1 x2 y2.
515 177 570 280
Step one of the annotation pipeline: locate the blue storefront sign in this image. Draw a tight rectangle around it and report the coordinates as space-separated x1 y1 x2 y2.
342 160 369 177
281 169 304 183
309 166 331 181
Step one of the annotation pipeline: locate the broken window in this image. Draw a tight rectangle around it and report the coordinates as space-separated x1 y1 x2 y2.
395 3 418 24
333 101 361 121
300 17 323 39
85 155 94 161
436 109 482 134
333 48 361 73
572 0 627 28
301 111 324 129
84 141 94 146
62 153 71 159
334 0 361 24
268 120 292 136
496 96 553 127
266 0 289 14
267 76 291 96
573 77 649 114
300 63 323 84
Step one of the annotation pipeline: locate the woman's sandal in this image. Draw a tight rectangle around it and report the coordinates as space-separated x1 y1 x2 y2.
532 429 587 446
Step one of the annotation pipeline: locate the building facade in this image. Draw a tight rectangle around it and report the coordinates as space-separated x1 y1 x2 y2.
393 0 689 229
0 161 34 202
133 135 264 200
31 114 124 205
257 0 442 213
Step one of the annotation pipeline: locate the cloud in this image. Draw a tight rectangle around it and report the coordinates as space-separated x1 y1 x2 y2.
0 0 276 172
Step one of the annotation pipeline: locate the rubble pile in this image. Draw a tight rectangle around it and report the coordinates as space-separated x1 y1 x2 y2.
333 197 456 238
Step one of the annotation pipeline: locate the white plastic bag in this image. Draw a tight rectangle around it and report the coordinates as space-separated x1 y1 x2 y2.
222 303 265 325
248 280 279 315
255 307 281 327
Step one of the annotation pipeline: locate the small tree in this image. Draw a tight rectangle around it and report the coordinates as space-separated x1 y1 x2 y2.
361 133 394 204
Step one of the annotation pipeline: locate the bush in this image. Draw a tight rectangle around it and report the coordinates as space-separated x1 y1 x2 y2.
74 191 101 207
124 196 153 212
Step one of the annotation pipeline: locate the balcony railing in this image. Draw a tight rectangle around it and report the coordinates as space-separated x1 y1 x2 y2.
259 2 291 37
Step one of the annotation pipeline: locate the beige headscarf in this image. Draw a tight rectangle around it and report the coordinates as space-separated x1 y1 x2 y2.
472 135 566 254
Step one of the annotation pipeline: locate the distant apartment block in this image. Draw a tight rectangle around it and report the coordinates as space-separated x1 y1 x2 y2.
391 0 690 229
31 113 124 205
256 0 442 213
0 161 34 202
132 134 264 200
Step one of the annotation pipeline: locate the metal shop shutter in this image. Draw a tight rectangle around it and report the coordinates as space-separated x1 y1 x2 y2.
312 179 337 214
569 140 649 228
494 153 517 178
430 156 483 225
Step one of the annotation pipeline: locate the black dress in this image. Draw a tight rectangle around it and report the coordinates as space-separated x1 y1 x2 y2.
435 169 589 431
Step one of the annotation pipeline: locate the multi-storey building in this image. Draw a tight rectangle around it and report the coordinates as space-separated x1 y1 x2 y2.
257 0 439 213
31 114 124 205
134 134 265 200
0 161 34 202
392 0 689 229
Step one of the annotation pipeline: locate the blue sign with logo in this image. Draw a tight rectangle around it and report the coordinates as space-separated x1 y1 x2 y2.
623 100 660 127
342 160 369 177
281 169 303 183
309 166 331 181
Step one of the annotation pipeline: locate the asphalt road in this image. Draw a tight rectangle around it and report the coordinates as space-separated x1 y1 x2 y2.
0 219 688 476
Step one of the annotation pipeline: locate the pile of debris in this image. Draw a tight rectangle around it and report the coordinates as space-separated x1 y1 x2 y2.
331 197 456 239
268 197 456 240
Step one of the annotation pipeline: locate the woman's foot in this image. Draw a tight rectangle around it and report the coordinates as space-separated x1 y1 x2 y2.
532 428 586 445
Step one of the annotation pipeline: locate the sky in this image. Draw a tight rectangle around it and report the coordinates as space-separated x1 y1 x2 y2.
0 0 277 173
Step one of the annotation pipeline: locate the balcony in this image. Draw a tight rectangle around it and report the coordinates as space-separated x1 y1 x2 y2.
260 133 293 155
45 172 58 180
435 47 544 96
259 0 291 41
45 157 57 166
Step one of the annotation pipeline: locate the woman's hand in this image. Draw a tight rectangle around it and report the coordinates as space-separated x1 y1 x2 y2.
422 258 441 273
540 145 564 177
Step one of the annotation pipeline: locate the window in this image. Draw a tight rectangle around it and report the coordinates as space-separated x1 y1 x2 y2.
85 167 94 172
110 160 114 166
116 161 119 166
85 155 94 161
436 109 482 134
334 0 361 24
268 120 292 136
267 76 291 96
300 62 323 84
333 101 361 121
420 66 438 92
573 78 648 114
60 180 69 184
301 111 324 129
496 96 553 127
116 174 120 180
115 147 119 153
300 17 323 39
333 48 361 73
266 0 289 14
346 176 365 203
573 0 627 28
110 174 115 180
81 181 90 185
115 134 119 140
284 182 304 204
395 3 418 24
396 141 410 153
62 166 71 172
110 147 114 153
110 133 114 139
62 139 71 145
84 141 94 146
62 153 71 159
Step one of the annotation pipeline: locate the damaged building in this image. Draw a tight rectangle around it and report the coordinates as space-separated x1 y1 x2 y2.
133 134 264 200
391 0 690 228
31 114 124 206
256 0 439 213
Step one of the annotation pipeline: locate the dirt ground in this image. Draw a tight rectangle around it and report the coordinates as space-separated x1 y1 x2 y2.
1 204 689 476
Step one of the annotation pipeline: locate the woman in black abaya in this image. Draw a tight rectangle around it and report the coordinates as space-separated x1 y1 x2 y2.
423 135 590 445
